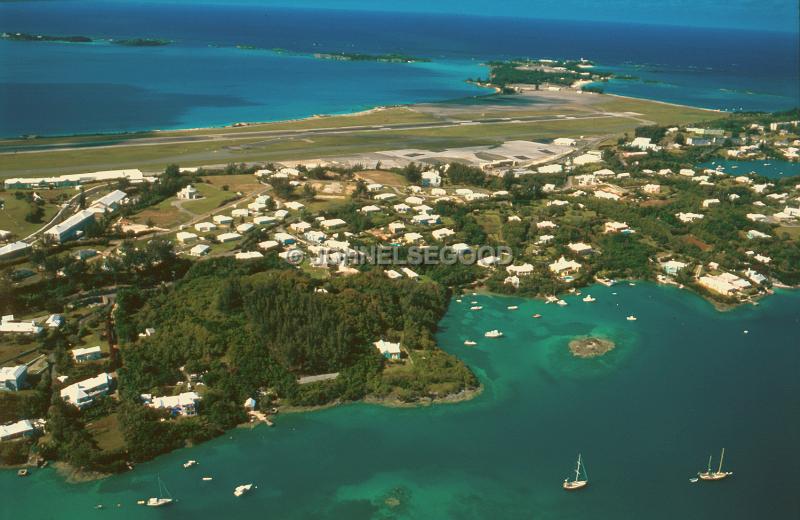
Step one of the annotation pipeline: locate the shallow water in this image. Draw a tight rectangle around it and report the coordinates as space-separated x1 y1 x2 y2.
2 283 798 519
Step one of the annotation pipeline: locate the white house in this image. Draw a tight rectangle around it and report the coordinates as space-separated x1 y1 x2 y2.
290 221 312 233
431 228 455 240
284 201 305 211
360 205 381 214
0 315 43 335
549 256 582 275
213 214 233 225
698 273 750 296
676 212 704 223
274 232 297 245
643 184 661 194
71 346 102 363
505 263 534 276
567 242 593 255
176 231 198 244
0 365 27 391
393 203 411 213
603 221 630 234
194 221 217 233
60 372 113 409
320 218 347 230
258 240 279 251
421 171 442 187
537 164 563 174
662 260 688 275
388 222 406 234
0 419 38 442
217 232 242 243
404 232 423 244
177 185 201 200
374 339 402 360
236 223 255 234
231 208 250 219
189 244 211 257
235 251 264 260
146 391 202 417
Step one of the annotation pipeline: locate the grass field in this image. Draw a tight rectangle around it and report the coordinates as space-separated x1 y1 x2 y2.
0 188 79 238
86 413 126 453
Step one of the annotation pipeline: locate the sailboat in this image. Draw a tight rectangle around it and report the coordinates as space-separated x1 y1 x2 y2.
145 476 174 507
563 453 588 490
698 448 733 481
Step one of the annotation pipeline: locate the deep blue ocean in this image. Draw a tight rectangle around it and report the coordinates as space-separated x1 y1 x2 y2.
0 1 798 136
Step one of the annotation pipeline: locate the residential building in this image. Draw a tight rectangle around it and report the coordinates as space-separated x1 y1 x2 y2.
0 365 27 391
72 346 103 363
60 372 113 409
374 339 402 360
0 315 43 335
146 392 202 417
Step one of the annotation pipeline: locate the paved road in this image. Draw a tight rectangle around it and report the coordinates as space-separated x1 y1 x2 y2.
0 112 653 156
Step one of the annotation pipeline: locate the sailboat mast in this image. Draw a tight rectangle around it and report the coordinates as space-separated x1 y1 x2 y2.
707 454 712 473
718 448 725 473
575 454 582 482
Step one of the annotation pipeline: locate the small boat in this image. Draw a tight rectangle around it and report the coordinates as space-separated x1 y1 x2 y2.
145 476 174 507
697 449 733 481
556 300 567 306
234 484 254 497
201 477 213 481
484 330 503 338
455 299 462 303
689 477 699 483
17 469 29 477
545 296 558 304
563 453 588 491
137 500 146 505
626 315 637 321
470 306 483 311
533 314 542 319
507 305 519 310
464 340 477 346
628 282 636 286
582 295 596 303
470 300 478 304
94 505 104 510
183 460 197 469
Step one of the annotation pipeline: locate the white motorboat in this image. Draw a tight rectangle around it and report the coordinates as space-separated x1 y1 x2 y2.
234 484 254 497
182 460 197 469
484 330 503 338
582 295 596 303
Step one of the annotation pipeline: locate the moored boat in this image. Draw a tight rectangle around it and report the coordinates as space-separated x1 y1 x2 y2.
484 329 503 338
582 295 596 303
144 476 174 507
464 340 477 346
626 315 637 321
563 453 588 491
183 459 197 468
234 483 254 497
697 449 733 481
507 305 518 310
470 306 483 310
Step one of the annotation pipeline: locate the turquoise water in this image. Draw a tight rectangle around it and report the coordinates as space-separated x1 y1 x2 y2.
699 159 800 179
2 283 798 519
1 2 798 136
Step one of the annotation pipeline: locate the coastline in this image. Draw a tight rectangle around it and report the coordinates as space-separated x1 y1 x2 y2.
0 86 718 143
